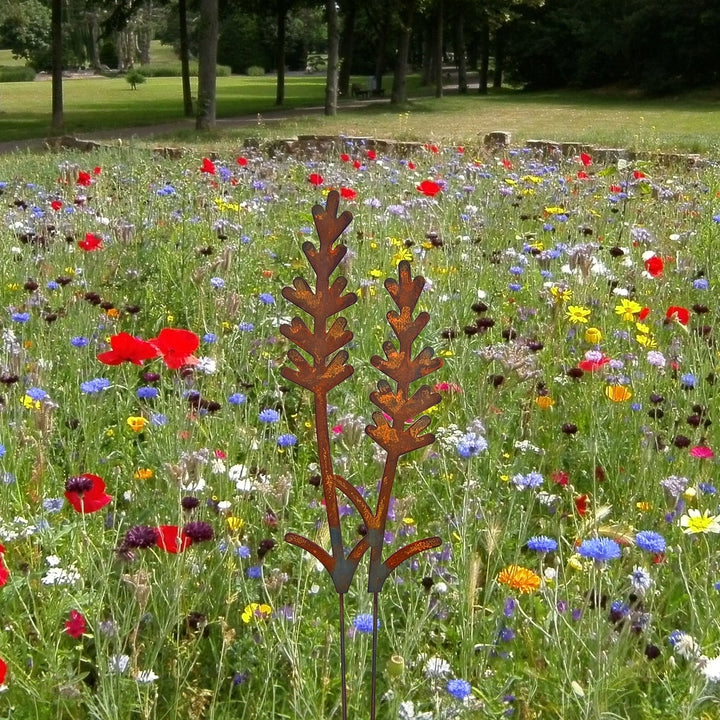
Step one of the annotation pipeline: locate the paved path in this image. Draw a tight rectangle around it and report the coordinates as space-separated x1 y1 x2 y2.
0 99 391 156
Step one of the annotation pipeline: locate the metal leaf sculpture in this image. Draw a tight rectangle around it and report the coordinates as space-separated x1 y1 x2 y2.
281 190 443 719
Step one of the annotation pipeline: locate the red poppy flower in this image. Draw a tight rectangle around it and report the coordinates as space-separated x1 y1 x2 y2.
64 473 113 513
576 171 589 179
353 160 362 170
638 307 650 321
424 143 439 153
633 170 646 179
237 157 248 166
666 305 690 325
578 355 610 372
340 153 350 162
78 232 103 251
151 328 200 369
502 159 513 170
417 180 442 197
609 184 622 193
580 152 592 166
645 255 664 277
155 525 191 553
97 332 160 366
0 657 6 685
407 161 416 170
65 610 87 638
366 150 376 160
575 494 589 516
340 187 357 200
50 200 63 211
551 470 569 486
308 173 324 186
201 157 216 174
0 544 8 587
93 166 101 175
457 146 465 154
77 171 92 187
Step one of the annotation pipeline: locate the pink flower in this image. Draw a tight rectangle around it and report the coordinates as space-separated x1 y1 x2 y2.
65 610 87 638
690 446 714 459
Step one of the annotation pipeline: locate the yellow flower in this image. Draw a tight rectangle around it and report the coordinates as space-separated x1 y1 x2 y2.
635 322 650 334
497 564 541 594
566 305 591 324
392 247 413 265
614 299 642 321
584 327 602 343
127 416 148 432
680 509 720 534
242 602 272 623
605 385 632 402
635 333 657 349
544 205 566 214
535 395 555 409
134 468 153 480
226 516 245 532
369 269 383 278
22 395 41 410
550 285 572 303
636 501 652 511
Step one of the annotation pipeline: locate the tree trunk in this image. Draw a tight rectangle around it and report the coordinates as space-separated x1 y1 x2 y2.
275 0 286 106
324 0 340 116
420 22 432 86
391 0 416 104
434 0 443 98
51 0 63 130
373 21 387 94
89 10 101 70
478 12 489 95
179 0 193 116
338 0 357 98
196 0 218 129
455 5 467 94
493 25 505 89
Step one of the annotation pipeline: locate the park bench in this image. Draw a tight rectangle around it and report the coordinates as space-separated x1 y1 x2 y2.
351 78 385 100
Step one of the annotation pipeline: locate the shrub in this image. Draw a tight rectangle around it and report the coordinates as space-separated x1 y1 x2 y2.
125 69 146 89
0 65 37 82
246 65 265 76
137 63 231 78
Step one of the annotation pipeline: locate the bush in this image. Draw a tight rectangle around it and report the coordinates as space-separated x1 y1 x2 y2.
0 65 37 82
125 69 146 89
246 65 265 76
137 63 231 78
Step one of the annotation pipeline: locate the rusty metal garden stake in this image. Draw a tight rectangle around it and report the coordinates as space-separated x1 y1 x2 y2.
281 190 443 719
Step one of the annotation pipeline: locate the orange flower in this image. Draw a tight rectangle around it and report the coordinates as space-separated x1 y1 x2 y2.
497 564 541 594
605 385 632 402
535 395 555 409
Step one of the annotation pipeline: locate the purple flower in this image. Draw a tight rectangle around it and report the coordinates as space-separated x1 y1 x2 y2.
577 537 621 562
635 530 666 554
446 678 472 701
353 613 379 634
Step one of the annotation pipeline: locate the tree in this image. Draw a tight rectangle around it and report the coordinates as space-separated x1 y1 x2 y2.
324 0 339 115
338 0 357 98
51 0 63 129
391 0 416 104
196 0 218 129
178 0 193 115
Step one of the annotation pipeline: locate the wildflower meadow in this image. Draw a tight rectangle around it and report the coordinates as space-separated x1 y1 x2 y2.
1 140 720 720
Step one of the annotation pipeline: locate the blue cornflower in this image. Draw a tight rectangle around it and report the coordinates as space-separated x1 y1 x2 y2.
508 282 522 291
526 536 557 553
80 378 111 394
635 530 666 553
258 408 280 424
509 266 524 276
228 393 246 405
277 433 297 448
353 613 379 634
668 630 685 646
137 386 159 400
457 432 488 458
503 597 516 617
693 278 709 290
577 537 621 562
150 413 168 426
498 626 515 642
203 333 217 344
26 387 48 401
238 322 255 332
218 167 232 182
11 312 30 323
713 214 720 223
235 545 251 559
210 277 225 289
446 678 472 701
46 280 59 291
0 444 5 458
680 373 696 389
699 482 717 495
512 471 544 490
246 565 262 579
241 235 252 244
42 497 64 513
70 336 89 347
258 292 275 305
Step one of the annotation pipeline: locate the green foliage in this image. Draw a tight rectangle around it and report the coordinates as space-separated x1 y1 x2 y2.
245 65 265 77
125 69 146 88
136 63 231 77
217 9 273 75
0 0 50 70
306 53 327 73
0 64 36 82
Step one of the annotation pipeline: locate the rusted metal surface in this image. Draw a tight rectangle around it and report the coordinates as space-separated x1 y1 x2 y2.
281 190 443 719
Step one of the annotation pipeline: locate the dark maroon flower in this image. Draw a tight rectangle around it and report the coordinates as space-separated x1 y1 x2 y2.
257 538 276 559
562 423 578 435
64 473 112 513
181 496 200 511
123 525 159 549
182 521 214 543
